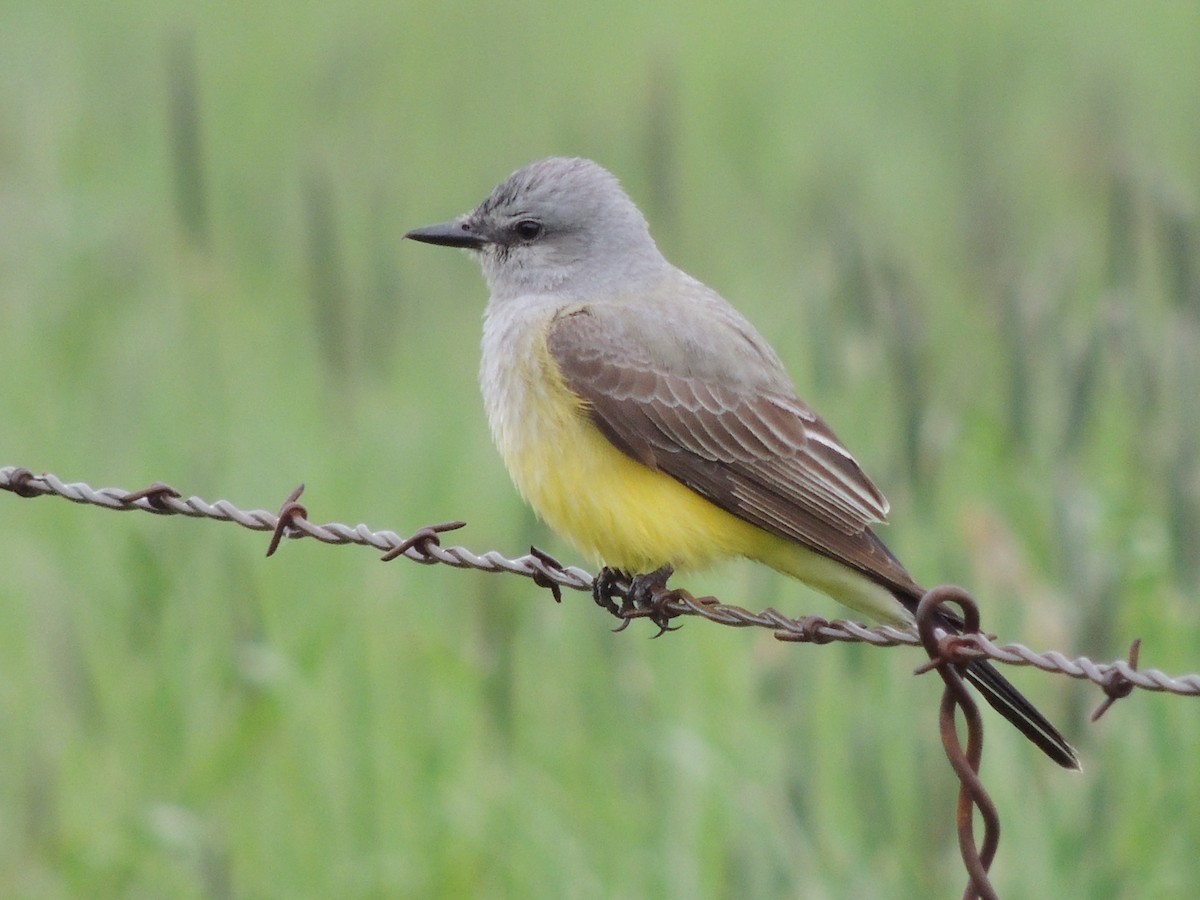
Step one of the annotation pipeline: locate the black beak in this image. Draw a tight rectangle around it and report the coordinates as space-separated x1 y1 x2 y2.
404 219 487 250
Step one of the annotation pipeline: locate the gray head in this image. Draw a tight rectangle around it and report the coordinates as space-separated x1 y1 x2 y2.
405 157 669 302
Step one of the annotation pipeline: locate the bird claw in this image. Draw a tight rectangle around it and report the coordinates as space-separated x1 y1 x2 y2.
592 565 680 634
633 565 678 635
648 618 683 638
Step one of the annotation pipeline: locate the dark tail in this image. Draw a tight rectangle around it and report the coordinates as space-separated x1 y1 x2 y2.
962 657 1079 770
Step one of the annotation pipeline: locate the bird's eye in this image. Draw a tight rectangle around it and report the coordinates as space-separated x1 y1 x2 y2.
514 219 543 241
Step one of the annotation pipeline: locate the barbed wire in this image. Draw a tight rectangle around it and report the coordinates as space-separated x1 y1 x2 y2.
4 466 1196 698
4 463 1198 897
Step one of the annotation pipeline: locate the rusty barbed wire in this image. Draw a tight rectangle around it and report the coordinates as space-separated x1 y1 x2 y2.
0 464 593 588
4 465 1199 701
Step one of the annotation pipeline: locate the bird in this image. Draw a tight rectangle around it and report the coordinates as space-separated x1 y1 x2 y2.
405 156 1078 769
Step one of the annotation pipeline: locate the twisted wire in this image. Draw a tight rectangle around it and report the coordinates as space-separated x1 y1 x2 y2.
3 465 1196 699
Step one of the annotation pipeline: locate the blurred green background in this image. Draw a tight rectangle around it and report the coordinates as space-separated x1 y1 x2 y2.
3 1 1199 897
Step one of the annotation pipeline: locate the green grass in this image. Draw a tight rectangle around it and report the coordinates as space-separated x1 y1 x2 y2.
3 1 1200 896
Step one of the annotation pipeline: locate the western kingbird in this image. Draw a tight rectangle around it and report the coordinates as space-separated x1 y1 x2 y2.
406 157 1077 769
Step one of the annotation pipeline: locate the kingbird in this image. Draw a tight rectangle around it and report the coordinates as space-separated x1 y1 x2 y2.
406 157 1077 769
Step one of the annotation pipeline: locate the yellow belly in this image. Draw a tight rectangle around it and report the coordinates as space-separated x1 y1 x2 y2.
513 400 768 572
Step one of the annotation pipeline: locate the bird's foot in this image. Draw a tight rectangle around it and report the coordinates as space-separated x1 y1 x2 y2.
631 565 681 637
592 566 627 618
593 565 680 635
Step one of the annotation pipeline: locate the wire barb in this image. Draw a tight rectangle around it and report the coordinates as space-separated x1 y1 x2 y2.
121 482 183 511
1091 637 1141 722
3 467 42 498
379 519 466 562
265 484 307 557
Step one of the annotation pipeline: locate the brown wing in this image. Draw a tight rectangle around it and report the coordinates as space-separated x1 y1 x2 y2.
547 306 921 596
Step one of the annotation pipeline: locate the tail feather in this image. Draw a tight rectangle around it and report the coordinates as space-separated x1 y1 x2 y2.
963 658 1080 770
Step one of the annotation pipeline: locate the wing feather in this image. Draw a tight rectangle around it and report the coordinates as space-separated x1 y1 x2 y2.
548 306 918 594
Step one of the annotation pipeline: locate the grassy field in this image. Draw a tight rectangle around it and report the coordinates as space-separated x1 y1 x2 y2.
3 1 1199 896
